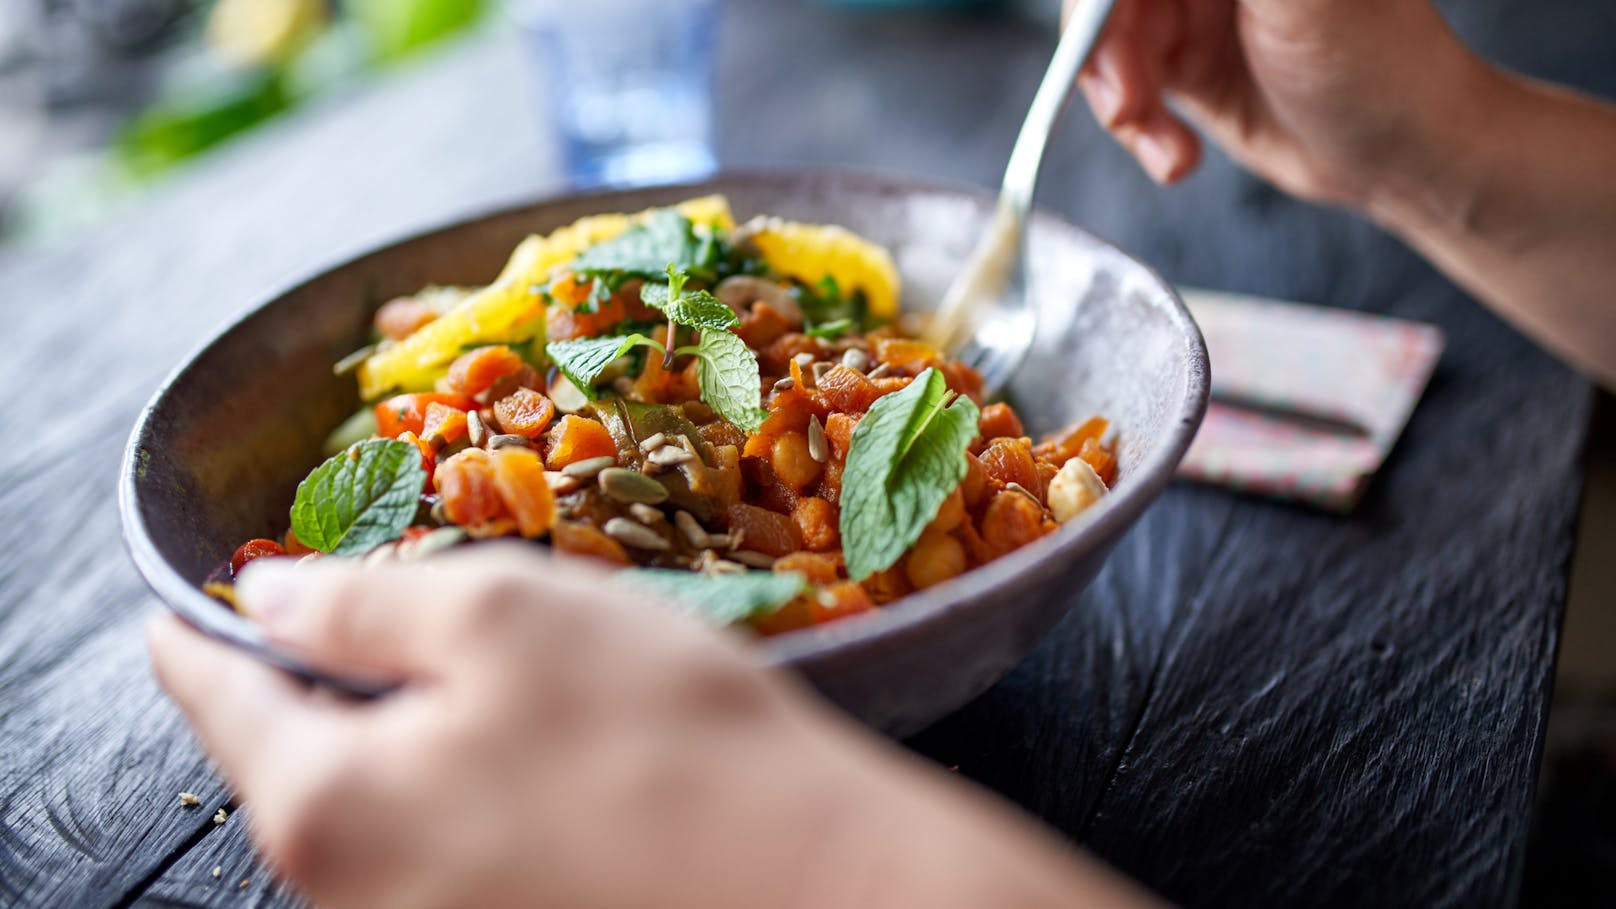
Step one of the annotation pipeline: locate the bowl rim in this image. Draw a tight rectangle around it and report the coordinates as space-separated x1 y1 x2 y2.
119 167 1209 685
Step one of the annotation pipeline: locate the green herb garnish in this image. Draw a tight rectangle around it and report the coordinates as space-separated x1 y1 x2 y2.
804 318 855 339
642 264 739 331
839 368 980 580
683 329 767 432
545 333 664 394
571 211 727 284
620 569 807 625
290 439 427 556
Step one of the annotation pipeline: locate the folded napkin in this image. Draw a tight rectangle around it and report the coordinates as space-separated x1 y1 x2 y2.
1176 289 1445 512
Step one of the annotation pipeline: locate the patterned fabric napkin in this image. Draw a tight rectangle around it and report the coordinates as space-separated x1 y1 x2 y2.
1176 289 1445 512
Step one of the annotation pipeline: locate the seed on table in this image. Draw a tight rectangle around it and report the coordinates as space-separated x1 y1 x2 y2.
604 517 670 550
731 550 777 569
488 434 529 450
674 510 709 547
646 446 694 468
840 348 869 372
599 467 670 504
466 410 487 447
561 455 616 478
638 432 668 453
773 376 795 392
867 362 892 379
807 415 828 463
629 503 664 524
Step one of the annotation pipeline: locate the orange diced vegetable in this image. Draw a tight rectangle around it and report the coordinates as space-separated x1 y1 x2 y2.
1079 437 1118 488
814 365 881 413
792 496 840 552
979 490 1046 557
545 415 618 469
978 437 1041 496
823 412 858 460
873 337 940 369
375 393 479 439
493 388 557 439
436 448 505 528
446 345 526 396
420 402 469 445
551 520 631 565
773 551 840 586
1036 416 1108 464
489 447 556 538
727 503 802 557
978 402 1024 441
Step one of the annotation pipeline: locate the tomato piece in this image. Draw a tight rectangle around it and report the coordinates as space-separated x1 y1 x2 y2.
446 345 527 397
493 388 557 440
231 539 286 575
375 393 479 439
489 447 556 538
544 415 618 469
420 402 469 445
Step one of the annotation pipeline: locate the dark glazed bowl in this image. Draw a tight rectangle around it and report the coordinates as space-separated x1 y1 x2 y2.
120 171 1208 735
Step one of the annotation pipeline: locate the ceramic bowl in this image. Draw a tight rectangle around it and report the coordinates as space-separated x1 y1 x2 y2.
120 171 1208 735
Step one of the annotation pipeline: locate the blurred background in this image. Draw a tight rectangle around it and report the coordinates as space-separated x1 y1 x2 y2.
1 0 1612 903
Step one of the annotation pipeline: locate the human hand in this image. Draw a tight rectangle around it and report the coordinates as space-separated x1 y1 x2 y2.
1071 0 1490 207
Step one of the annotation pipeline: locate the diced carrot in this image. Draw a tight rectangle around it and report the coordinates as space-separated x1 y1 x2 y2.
727 502 802 557
493 388 557 439
960 451 990 509
792 496 840 552
873 337 940 369
544 415 618 469
1079 437 1118 488
758 333 826 376
1035 416 1109 464
396 430 436 490
979 437 1041 497
446 345 526 397
814 365 881 413
940 360 985 402
230 539 285 575
744 388 818 458
773 551 840 586
545 275 629 341
550 520 631 565
436 448 505 528
374 296 438 340
489 447 556 538
823 412 859 460
375 393 479 439
420 402 469 445
978 402 1024 441
737 301 793 349
808 581 875 623
861 565 912 604
816 458 844 505
979 490 1046 557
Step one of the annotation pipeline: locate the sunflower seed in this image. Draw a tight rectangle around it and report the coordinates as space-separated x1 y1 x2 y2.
807 415 828 463
773 376 795 392
332 345 376 376
488 434 529 450
562 456 616 478
466 410 487 447
629 503 664 524
674 510 710 547
544 471 582 493
1005 481 1044 508
731 550 777 569
726 528 746 551
604 517 670 550
406 527 466 560
548 375 590 414
793 352 817 368
867 362 892 379
811 361 834 382
638 432 668 453
599 468 670 504
840 348 869 372
705 558 746 575
430 500 449 525
646 446 695 468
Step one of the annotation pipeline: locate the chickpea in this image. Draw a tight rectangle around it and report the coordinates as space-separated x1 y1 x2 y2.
904 528 968 590
929 489 966 533
771 431 823 488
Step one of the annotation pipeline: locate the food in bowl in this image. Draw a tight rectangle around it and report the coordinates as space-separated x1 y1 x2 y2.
217 196 1116 633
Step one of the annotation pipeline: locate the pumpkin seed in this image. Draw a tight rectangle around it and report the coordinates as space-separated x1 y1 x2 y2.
731 550 777 569
543 471 581 493
604 517 670 550
629 503 665 524
466 410 487 447
705 558 746 575
807 415 828 463
773 376 795 392
599 467 670 504
646 446 694 468
562 456 616 479
674 510 709 547
638 432 668 453
840 348 869 372
1005 481 1044 509
488 434 530 450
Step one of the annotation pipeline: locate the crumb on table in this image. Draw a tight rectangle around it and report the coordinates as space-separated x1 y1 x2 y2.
177 791 200 807
213 807 228 825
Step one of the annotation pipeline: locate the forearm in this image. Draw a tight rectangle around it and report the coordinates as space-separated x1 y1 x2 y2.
1366 58 1616 389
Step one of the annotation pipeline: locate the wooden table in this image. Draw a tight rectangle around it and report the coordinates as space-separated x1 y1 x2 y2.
1 1 1607 905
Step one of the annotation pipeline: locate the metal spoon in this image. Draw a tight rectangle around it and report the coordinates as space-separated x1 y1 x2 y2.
926 0 1118 398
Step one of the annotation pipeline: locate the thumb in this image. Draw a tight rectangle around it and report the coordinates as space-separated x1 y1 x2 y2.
237 556 452 680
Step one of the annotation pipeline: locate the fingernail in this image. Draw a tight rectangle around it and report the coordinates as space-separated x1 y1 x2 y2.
1136 133 1176 183
235 559 307 624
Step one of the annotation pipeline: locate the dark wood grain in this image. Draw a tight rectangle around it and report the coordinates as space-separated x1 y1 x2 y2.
0 0 1605 905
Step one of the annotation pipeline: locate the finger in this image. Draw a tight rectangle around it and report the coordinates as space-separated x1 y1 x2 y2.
1113 103 1204 184
1081 23 1156 130
148 614 325 793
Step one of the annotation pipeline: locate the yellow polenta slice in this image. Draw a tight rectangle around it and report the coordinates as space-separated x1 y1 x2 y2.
745 218 900 322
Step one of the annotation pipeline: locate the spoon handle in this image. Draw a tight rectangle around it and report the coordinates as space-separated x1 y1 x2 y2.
1001 0 1117 216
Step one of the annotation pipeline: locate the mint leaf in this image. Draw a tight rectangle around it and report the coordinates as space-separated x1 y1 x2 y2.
840 368 980 580
545 334 663 393
804 318 855 339
642 265 738 330
619 569 807 625
572 211 723 283
685 329 766 432
290 439 427 555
